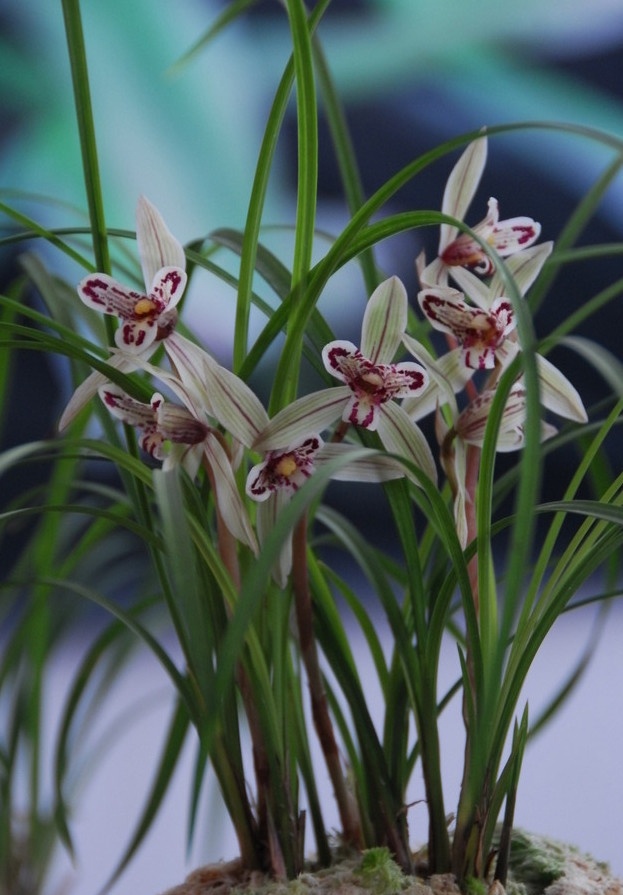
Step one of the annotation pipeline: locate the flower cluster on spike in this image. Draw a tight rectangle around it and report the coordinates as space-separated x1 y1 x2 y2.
61 135 589 574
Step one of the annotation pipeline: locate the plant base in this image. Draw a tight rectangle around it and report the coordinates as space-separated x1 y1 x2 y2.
159 832 623 895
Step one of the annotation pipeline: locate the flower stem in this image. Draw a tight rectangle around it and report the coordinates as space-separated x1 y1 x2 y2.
291 515 364 851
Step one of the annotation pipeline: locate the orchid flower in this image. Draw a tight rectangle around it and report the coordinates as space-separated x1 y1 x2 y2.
78 199 186 353
98 384 258 553
250 277 437 485
437 381 557 547
418 135 541 288
415 237 587 426
98 386 207 468
59 197 187 431
246 435 323 502
418 286 516 371
246 433 407 586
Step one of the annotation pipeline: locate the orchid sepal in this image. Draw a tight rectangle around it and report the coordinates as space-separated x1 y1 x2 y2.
136 195 186 287
201 355 270 448
487 241 554 304
401 337 471 421
59 351 142 432
360 275 409 363
438 134 488 258
376 400 437 485
204 433 258 553
536 354 588 423
318 443 406 483
253 388 351 452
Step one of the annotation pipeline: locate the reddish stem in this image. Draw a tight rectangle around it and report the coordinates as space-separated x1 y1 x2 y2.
291 515 364 851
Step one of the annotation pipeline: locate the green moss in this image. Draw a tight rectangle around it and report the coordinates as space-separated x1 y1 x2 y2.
358 847 406 894
505 829 571 895
464 879 488 895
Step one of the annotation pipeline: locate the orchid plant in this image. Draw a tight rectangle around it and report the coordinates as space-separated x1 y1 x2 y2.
2 2 623 894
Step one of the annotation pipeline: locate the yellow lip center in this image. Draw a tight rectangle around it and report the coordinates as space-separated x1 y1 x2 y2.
275 455 298 478
134 297 157 316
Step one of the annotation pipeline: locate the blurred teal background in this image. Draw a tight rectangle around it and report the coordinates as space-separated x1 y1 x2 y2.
2 0 623 388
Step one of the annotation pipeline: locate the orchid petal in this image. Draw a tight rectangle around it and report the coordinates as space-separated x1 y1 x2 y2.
201 355 269 447
536 354 588 423
376 401 437 485
98 385 165 459
58 351 139 431
317 443 405 483
439 135 487 254
489 241 553 301
489 214 541 257
78 273 143 318
401 340 470 420
204 432 258 553
253 388 350 452
322 340 359 383
136 196 186 288
360 276 408 363
98 385 154 427
148 266 187 313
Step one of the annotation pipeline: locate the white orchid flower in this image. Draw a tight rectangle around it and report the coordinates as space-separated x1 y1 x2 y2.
59 197 187 431
98 384 257 553
252 277 437 485
246 432 407 586
419 135 541 288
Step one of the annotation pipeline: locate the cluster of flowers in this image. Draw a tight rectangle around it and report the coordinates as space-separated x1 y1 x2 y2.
60 136 587 581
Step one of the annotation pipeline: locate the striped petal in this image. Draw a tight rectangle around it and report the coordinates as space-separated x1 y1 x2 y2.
253 388 350 452
201 355 269 447
136 196 186 288
204 432 258 553
377 401 437 485
439 135 488 255
318 443 405 482
361 275 408 363
537 354 588 423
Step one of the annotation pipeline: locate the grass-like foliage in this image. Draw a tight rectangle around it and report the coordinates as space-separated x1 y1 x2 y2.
1 1 623 892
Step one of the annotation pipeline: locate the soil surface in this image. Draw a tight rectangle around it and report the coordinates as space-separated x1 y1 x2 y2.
160 831 623 895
